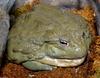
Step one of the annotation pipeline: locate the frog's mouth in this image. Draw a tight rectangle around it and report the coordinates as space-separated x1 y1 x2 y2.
38 56 85 67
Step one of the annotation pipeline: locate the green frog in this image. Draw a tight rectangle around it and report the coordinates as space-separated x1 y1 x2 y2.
7 4 92 71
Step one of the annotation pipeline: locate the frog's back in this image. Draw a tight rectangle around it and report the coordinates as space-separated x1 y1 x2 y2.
9 4 91 46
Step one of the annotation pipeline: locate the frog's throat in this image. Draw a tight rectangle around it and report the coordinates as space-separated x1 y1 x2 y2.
37 56 85 67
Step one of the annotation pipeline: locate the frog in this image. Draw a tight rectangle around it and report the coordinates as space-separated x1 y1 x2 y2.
7 4 92 71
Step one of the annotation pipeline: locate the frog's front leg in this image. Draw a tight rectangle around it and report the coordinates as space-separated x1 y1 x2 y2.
22 61 53 71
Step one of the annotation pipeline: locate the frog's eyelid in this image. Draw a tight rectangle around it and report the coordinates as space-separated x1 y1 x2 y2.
44 40 58 44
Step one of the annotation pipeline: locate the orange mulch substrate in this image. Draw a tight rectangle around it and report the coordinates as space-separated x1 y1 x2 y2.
0 6 99 78
11 0 40 17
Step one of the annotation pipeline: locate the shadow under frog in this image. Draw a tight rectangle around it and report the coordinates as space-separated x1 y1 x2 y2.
7 4 92 71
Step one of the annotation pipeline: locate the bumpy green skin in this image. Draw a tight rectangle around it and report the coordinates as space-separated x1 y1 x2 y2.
7 4 91 71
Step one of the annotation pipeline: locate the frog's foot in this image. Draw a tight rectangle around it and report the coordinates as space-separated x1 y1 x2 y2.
22 61 53 71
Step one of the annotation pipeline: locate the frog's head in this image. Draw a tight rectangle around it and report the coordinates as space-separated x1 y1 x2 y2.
36 24 91 67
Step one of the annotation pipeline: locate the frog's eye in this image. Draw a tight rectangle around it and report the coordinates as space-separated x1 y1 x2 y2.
59 39 69 46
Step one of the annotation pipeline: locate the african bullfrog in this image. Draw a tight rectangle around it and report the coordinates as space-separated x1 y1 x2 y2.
7 4 92 71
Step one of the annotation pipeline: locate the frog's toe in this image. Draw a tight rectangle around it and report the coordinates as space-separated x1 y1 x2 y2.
22 61 53 71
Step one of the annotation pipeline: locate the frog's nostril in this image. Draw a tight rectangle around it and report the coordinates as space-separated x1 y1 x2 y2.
75 48 80 52
82 32 86 38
